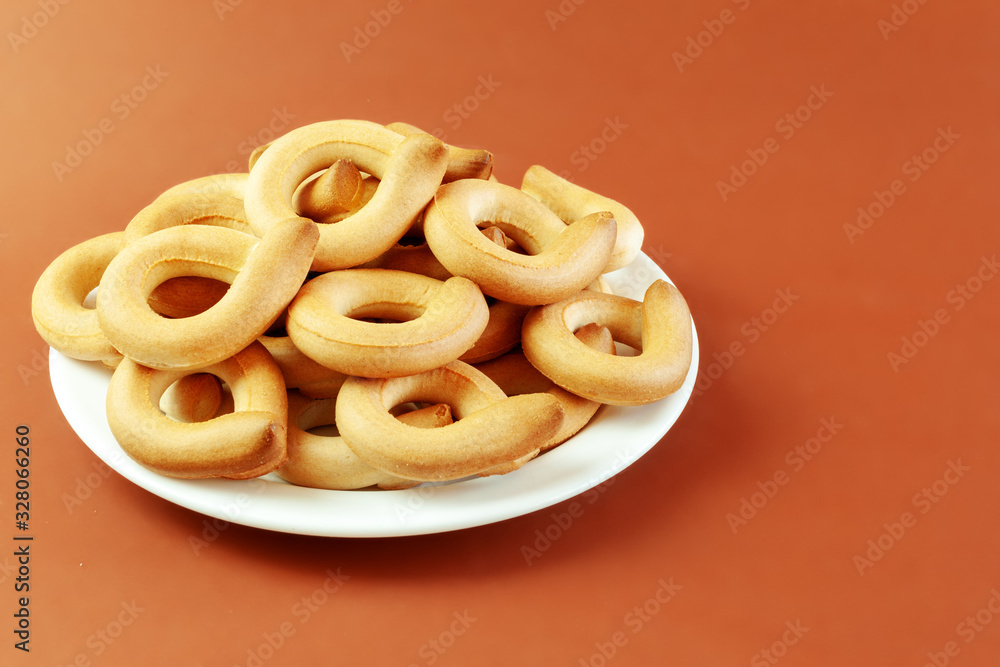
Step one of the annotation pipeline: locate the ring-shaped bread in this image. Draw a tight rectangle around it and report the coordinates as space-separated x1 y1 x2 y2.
423 179 617 305
335 360 564 481
244 119 448 271
521 280 693 406
105 341 287 479
31 231 125 363
125 191 253 318
97 218 318 370
286 268 489 378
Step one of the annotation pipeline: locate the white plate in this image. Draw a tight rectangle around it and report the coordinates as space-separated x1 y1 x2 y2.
49 253 699 537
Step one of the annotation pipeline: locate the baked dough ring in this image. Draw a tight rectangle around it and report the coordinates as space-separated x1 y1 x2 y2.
476 323 615 451
386 121 493 181
147 277 230 319
276 392 454 490
521 280 693 406
31 231 125 363
97 218 318 370
106 342 287 479
521 165 643 273
244 120 448 271
423 179 617 305
336 361 564 481
287 269 489 378
358 230 527 364
126 192 252 318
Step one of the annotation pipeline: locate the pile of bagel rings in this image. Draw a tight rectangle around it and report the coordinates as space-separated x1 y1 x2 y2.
32 119 694 488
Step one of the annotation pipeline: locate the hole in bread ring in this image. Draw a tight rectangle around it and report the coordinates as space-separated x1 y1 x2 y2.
97 219 318 371
335 361 564 481
245 120 449 271
105 342 288 479
423 179 617 305
31 231 125 363
521 280 694 406
124 192 253 318
286 268 489 378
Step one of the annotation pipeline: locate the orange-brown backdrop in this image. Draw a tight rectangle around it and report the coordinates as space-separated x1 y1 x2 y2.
3 0 999 665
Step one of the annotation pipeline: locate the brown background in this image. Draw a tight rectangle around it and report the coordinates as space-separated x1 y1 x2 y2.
3 0 999 665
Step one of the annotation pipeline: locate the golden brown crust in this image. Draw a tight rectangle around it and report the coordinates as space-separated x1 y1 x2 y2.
106 342 288 479
476 323 615 451
97 218 318 371
31 232 125 363
521 280 693 406
385 121 493 181
286 269 489 378
521 165 643 273
276 392 455 490
423 179 617 305
245 120 448 271
336 361 564 481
